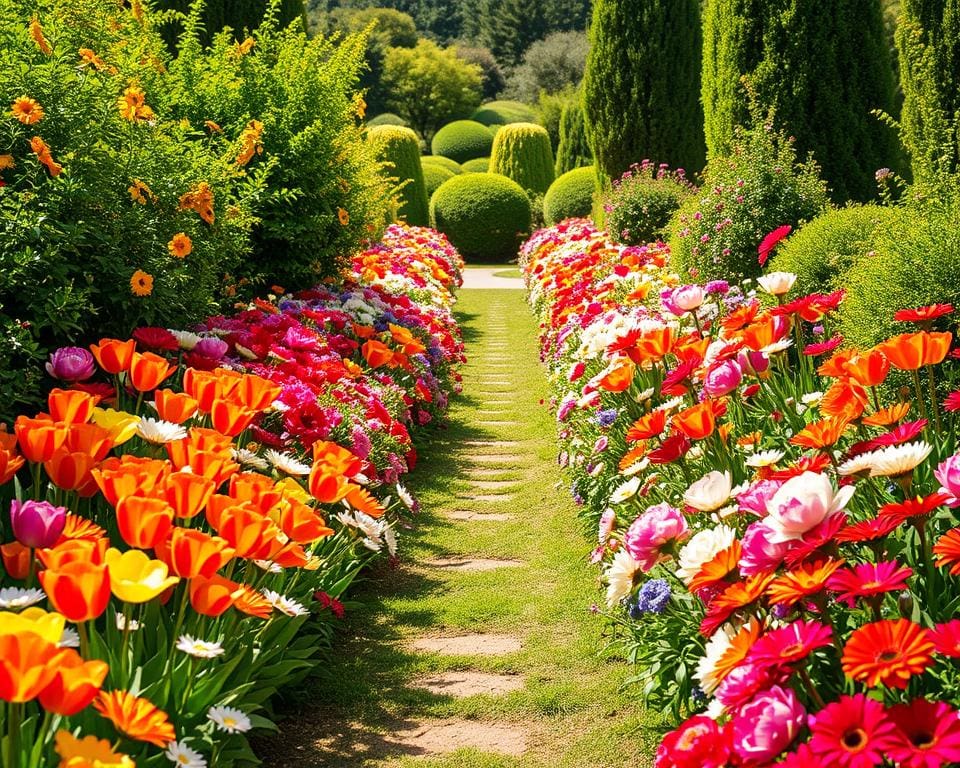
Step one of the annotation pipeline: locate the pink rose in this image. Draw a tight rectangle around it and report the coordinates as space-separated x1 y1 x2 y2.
737 479 782 517
624 503 689 571
703 360 743 397
732 686 805 765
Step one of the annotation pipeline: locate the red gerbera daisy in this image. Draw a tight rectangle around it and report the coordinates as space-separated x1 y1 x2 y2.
878 492 950 526
826 560 913 608
660 358 700 396
944 391 960 413
887 698 960 768
647 433 691 465
782 514 847 568
132 326 180 352
768 453 833 482
803 335 844 356
841 619 934 689
808 694 898 768
929 620 960 658
779 742 822 768
932 528 960 575
758 225 792 266
894 303 954 324
747 619 833 669
835 516 901 544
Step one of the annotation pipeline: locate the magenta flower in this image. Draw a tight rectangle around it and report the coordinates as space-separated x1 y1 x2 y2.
703 360 743 397
10 499 67 549
193 337 229 360
623 502 689 571
887 698 960 768
732 685 805 764
758 225 792 266
935 454 960 506
739 520 791 576
45 346 96 382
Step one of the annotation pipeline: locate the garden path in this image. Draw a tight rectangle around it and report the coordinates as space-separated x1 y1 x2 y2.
255 279 659 767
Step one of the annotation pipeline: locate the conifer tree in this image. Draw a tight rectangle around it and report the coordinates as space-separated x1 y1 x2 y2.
157 0 306 45
479 0 547 66
555 99 591 175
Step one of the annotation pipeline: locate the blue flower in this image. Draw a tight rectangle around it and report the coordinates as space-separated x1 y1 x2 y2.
595 408 618 428
634 579 671 614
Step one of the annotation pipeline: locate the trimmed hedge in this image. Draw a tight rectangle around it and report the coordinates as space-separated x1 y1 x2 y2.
421 155 464 174
430 120 495 164
490 122 556 196
430 173 532 261
471 99 538 126
462 157 491 172
423 163 457 198
544 167 598 225
368 112 410 128
368 125 430 226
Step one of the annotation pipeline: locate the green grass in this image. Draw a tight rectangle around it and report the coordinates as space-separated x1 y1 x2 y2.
491 268 522 279
255 289 660 767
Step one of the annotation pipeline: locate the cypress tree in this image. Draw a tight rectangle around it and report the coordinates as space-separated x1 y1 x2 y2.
702 0 901 202
479 0 548 66
583 0 706 182
897 0 960 183
555 99 592 175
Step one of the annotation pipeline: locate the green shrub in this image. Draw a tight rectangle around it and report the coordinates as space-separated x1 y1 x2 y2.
471 99 538 126
604 161 694 244
555 97 592 174
543 167 598 224
421 155 464 174
454 44 506 100
422 163 457 198
489 122 556 196
462 157 491 172
770 205 898 297
431 119 495 163
368 125 430 226
368 112 410 128
669 119 830 282
430 173 532 261
504 31 589 103
537 88 572 151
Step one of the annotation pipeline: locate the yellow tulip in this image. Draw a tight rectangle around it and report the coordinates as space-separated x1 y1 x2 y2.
90 408 140 445
0 607 66 644
54 730 135 768
275 476 310 504
104 548 179 604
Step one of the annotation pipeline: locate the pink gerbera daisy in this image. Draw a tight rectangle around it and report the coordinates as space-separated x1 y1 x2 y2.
779 742 821 768
929 620 960 658
758 225 792 266
808 694 898 768
887 698 960 768
826 560 913 608
747 619 833 670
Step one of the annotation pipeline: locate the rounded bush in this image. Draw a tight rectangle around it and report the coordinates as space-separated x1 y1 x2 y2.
430 173 532 262
490 122 555 196
421 155 463 174
422 164 456 199
430 120 495 164
367 112 409 128
771 205 898 297
368 125 430 226
604 161 694 245
544 167 598 224
462 157 490 173
471 100 538 126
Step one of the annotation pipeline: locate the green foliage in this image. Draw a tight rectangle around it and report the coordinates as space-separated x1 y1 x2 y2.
367 112 409 127
471 100 538 126
584 0 706 181
430 173 532 260
478 0 547 66
430 119 494 163
422 163 457 198
504 31 589 103
489 122 556 196
543 167 598 224
555 97 592 174
702 0 902 202
537 88 574 152
421 154 464 173
604 162 694 245
453 44 505 100
897 0 960 183
381 39 483 141
669 120 830 282
155 0 307 46
368 125 429 225
771 204 898 296
462 157 491 172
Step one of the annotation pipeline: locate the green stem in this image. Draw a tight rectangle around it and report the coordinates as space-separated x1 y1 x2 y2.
119 603 133 684
927 364 943 435
7 701 21 768
912 368 928 422
77 621 90 660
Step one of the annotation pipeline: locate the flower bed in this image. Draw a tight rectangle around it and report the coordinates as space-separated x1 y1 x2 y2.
0 224 463 767
523 219 960 767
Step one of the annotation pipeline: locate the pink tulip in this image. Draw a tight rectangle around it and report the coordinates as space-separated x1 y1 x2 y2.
732 686 805 764
936 454 960 506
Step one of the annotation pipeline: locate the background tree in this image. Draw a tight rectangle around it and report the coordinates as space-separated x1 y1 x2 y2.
504 31 589 103
583 0 705 181
479 0 548 66
896 0 960 183
157 0 307 45
381 39 483 140
454 44 506 100
555 97 592 174
702 0 902 202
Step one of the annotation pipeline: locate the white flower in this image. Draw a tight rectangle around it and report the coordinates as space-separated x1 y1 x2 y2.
351 511 382 540
116 613 141 632
683 471 732 512
744 449 785 468
760 338 794 355
605 548 641 607
396 483 416 510
676 525 737 586
868 441 933 478
696 623 737 694
165 740 207 768
382 522 398 557
757 271 797 296
0 587 45 610
362 537 382 552
621 457 650 476
253 559 283 573
207 706 252 734
655 396 685 413
262 589 308 617
264 449 311 476
635 387 656 403
232 448 269 471
176 635 224 659
801 391 823 407
765 471 855 542
59 628 80 648
137 417 187 445
169 329 202 350
609 477 642 505
235 344 258 361
838 452 879 476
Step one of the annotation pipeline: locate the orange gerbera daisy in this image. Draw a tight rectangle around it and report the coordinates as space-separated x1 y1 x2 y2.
618 443 647 472
689 541 742 595
790 416 850 450
841 619 935 689
700 573 775 637
862 402 911 427
130 269 153 297
626 410 667 442
704 618 764 692
933 528 960 575
167 232 192 259
93 690 176 747
11 96 43 124
767 558 845 607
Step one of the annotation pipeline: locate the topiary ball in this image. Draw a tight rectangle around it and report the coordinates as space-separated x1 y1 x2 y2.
421 155 463 174
471 100 538 126
489 122 556 196
422 164 456 199
367 125 430 227
430 120 495 164
462 157 490 173
543 167 598 225
367 113 409 128
430 173 532 262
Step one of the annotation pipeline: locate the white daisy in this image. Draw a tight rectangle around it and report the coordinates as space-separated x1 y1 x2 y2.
609 476 642 505
655 395 686 413
675 525 738 586
352 511 383 540
253 559 283 574
362 537 382 552
232 448 269 471
0 587 45 610
604 548 641 607
137 417 188 445
621 457 650 477
634 387 656 403
58 627 80 648
382 522 398 557
262 589 308 617
396 483 416 510
760 338 794 355
838 452 879 477
169 329 202 350
744 449 785 468
264 450 311 476
695 622 737 694
176 635 224 659
165 740 207 768
115 613 141 632
868 441 933 478
801 391 824 407
207 706 252 734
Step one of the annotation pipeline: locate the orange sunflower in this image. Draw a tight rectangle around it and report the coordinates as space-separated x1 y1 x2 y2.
130 269 154 297
767 558 845 607
93 690 175 747
841 619 934 689
167 232 192 259
11 96 43 125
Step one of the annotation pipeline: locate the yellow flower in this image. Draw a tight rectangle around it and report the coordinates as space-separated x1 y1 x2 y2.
127 178 154 205
275 476 311 504
204 120 222 133
104 548 179 604
0 607 66 645
235 119 264 166
11 96 43 125
178 182 214 225
355 95 367 119
29 18 52 55
54 730 135 768
130 0 145 23
235 37 255 55
117 85 154 123
337 207 350 226
167 232 192 259
0 154 14 170
78 47 106 70
90 408 140 445
130 269 153 297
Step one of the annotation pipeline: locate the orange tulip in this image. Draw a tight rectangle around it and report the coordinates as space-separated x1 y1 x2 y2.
311 441 363 478
38 560 110 622
64 422 113 461
181 449 237 486
845 349 891 388
231 373 282 412
129 351 175 392
182 368 222 412
14 415 69 463
93 690 176 748
155 527 234 578
210 399 257 436
635 326 675 363
279 498 335 543
38 538 108 569
0 632 66 702
672 400 726 440
164 472 215 519
48 389 99 425
229 472 283 513
878 331 953 371
1 541 31 579
90 338 136 374
153 389 198 424
0 446 25 485
309 461 351 503
116 496 174 549
38 651 108 715
91 456 168 506
361 339 394 368
598 358 636 392
45 448 97 492
819 378 868 421
189 573 244 616
212 503 281 560
271 541 308 568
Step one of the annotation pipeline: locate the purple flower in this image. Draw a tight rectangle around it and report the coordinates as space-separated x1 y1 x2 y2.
705 280 730 295
194 337 229 360
635 578 671 614
10 499 67 549
45 346 95 382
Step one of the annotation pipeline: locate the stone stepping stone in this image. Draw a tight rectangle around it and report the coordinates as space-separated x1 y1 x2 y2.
423 557 522 572
477 420 521 427
444 510 514 522
413 671 524 698
469 480 517 491
470 454 525 464
386 718 527 757
409 634 522 656
461 493 515 503
465 467 518 478
463 440 520 448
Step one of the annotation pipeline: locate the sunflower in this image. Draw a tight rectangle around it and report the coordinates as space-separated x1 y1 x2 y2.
11 96 43 125
130 270 154 297
167 232 192 259
841 619 934 689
